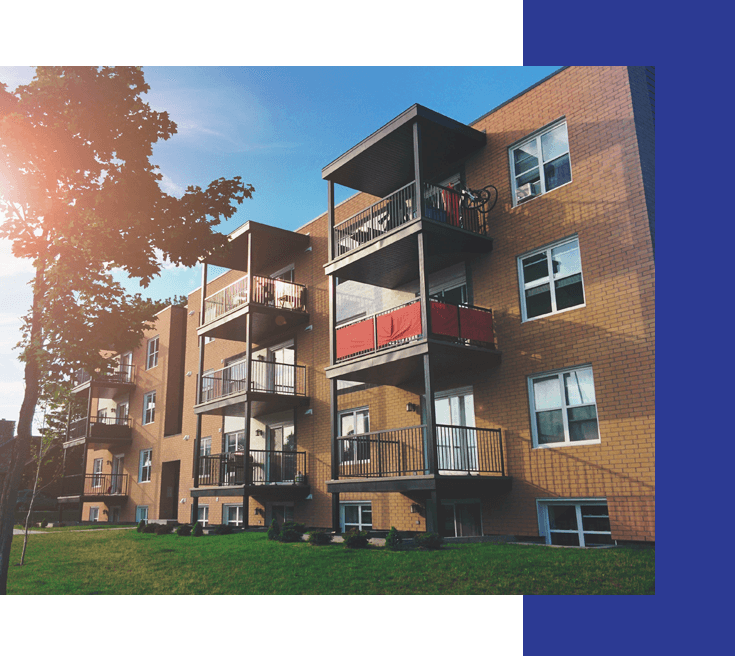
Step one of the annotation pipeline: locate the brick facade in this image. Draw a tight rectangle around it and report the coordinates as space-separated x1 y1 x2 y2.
63 66 654 544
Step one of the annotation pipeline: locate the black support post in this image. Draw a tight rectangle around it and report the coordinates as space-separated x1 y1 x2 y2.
192 261 209 523
242 233 253 528
413 121 424 221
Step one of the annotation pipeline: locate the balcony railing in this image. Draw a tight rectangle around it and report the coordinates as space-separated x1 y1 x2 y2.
198 360 307 404
336 425 504 478
202 275 308 325
197 450 307 486
333 181 490 257
335 298 495 362
60 473 129 497
73 363 135 388
67 415 133 442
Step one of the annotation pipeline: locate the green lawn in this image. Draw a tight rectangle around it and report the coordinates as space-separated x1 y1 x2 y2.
8 529 654 595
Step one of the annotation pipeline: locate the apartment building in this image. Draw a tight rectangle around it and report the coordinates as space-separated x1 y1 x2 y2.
58 66 654 545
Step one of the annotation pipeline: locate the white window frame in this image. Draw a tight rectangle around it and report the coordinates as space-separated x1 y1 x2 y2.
135 506 149 524
142 391 156 425
509 119 572 206
146 336 159 369
197 505 209 526
518 236 586 322
91 458 103 489
528 365 601 448
536 498 612 547
340 501 372 532
89 506 99 522
338 407 370 464
138 449 152 483
200 436 212 457
116 401 129 425
223 504 244 526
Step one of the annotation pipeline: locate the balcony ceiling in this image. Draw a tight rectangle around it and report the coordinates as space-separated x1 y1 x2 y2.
203 221 311 272
322 104 486 198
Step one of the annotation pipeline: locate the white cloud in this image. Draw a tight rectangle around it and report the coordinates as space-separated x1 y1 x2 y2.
0 239 34 278
160 174 185 198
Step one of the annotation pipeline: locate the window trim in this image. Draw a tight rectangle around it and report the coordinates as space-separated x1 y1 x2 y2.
135 505 149 524
91 458 103 489
517 236 586 322
509 118 572 207
89 506 99 522
138 448 152 483
340 501 373 532
338 407 371 465
146 336 159 370
142 391 156 425
222 504 244 526
528 365 601 449
197 505 209 526
536 498 612 547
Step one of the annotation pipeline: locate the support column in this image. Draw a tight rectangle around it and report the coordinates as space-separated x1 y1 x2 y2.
418 232 437 476
193 261 209 523
242 233 253 529
327 180 335 262
413 121 424 221
80 387 93 522
426 490 440 534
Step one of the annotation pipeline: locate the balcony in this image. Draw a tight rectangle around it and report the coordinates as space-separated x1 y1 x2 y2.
327 298 500 385
326 182 494 289
193 450 310 502
71 364 136 398
327 424 510 496
58 473 129 502
198 274 309 342
194 359 308 416
64 415 133 449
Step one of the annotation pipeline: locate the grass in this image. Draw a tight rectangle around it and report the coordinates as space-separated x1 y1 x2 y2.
8 529 654 595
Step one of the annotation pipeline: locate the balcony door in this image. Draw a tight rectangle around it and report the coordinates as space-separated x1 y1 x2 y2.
267 422 296 483
111 454 124 494
118 352 132 382
116 402 129 425
434 388 477 472
254 341 295 394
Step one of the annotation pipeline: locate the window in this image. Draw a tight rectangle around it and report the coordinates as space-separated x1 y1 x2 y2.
89 507 99 522
92 458 103 488
135 506 148 524
518 237 585 321
143 391 156 425
197 506 209 526
339 408 370 463
200 369 215 402
528 366 600 447
510 120 571 205
223 505 243 526
139 449 152 482
224 431 245 453
119 351 133 381
146 336 159 369
537 499 612 547
116 402 129 425
200 436 212 457
340 502 372 532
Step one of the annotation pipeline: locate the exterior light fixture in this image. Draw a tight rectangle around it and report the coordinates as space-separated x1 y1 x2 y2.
406 402 419 413
255 429 264 436
275 315 287 326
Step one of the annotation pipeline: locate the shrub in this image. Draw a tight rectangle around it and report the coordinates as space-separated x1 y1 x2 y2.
136 520 145 533
175 524 192 537
267 519 280 541
308 531 333 546
342 528 369 549
279 521 306 542
142 523 157 534
154 523 173 535
212 524 234 536
414 532 444 550
192 521 203 537
385 526 403 550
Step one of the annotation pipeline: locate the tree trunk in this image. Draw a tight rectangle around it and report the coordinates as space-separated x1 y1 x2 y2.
0 264 44 594
19 439 45 566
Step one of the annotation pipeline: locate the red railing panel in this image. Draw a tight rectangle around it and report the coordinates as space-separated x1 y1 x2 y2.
376 301 421 348
459 306 494 343
430 301 459 338
336 318 375 360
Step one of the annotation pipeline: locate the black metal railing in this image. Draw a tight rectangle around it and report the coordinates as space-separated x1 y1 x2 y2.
60 473 129 497
336 425 505 478
67 415 133 442
73 363 136 388
202 274 308 326
334 182 416 256
197 450 307 486
423 182 487 235
198 360 306 404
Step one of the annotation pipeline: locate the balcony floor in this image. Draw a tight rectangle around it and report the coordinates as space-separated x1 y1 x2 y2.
194 392 310 417
198 304 309 343
191 483 311 502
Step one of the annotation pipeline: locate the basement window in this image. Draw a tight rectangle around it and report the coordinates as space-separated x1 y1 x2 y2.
537 499 612 547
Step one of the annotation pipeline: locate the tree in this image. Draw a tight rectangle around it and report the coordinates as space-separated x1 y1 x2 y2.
0 67 253 593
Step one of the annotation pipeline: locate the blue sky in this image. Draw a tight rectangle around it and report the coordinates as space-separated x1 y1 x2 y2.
0 66 560 425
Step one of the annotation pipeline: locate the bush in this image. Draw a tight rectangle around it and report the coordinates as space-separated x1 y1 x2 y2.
280 521 306 543
192 521 204 537
175 524 192 537
342 529 369 549
384 526 403 550
142 523 157 534
154 524 173 535
308 531 333 546
267 519 280 541
136 520 145 533
212 524 234 536
414 532 444 550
